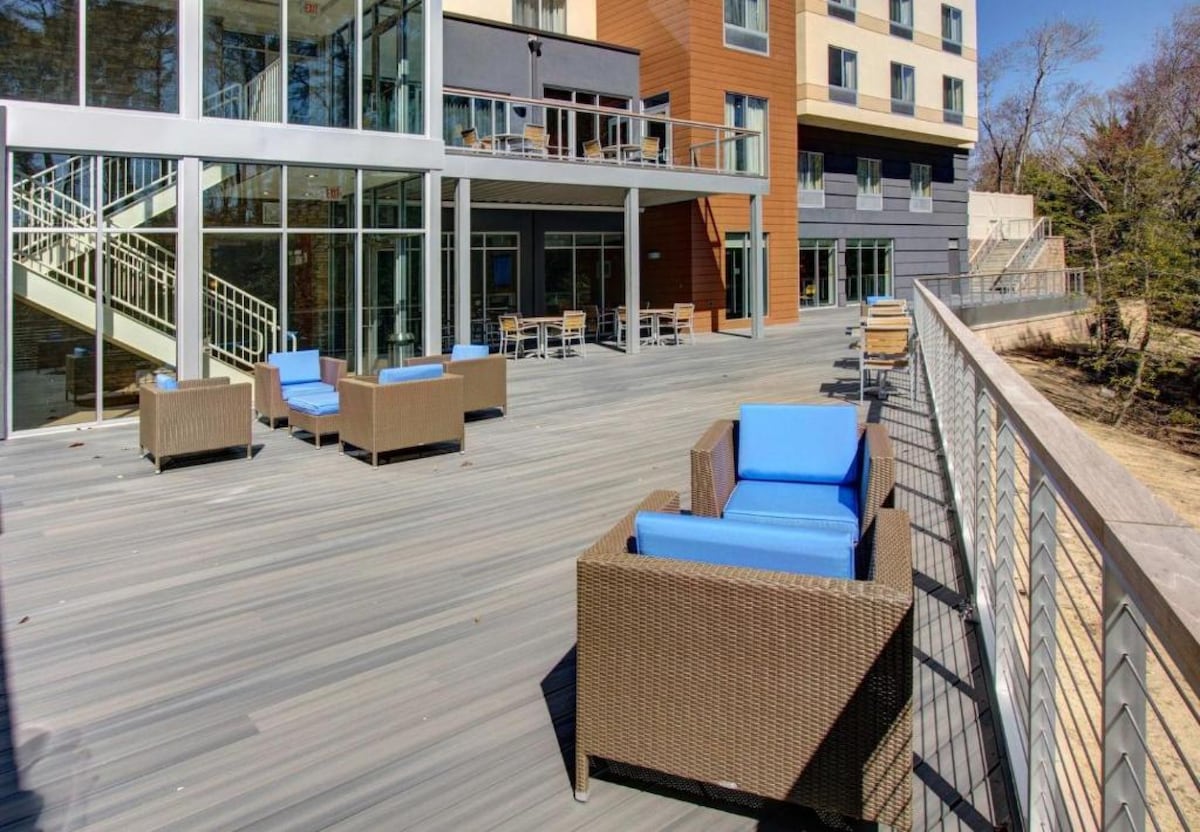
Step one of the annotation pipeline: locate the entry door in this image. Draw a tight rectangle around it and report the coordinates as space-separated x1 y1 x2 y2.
726 233 769 320
799 242 836 307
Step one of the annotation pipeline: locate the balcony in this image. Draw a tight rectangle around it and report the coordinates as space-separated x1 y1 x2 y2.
444 88 765 178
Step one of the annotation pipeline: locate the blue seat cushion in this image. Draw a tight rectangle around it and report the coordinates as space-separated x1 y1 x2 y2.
287 391 340 416
154 373 178 391
724 480 861 541
634 512 856 580
379 364 444 384
280 381 335 401
268 350 321 385
451 344 490 360
738 403 861 485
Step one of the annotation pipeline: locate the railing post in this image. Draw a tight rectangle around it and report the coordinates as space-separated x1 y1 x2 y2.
1102 568 1148 831
1028 462 1064 828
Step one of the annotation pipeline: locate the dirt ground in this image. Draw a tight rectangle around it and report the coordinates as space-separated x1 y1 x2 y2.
1005 353 1200 526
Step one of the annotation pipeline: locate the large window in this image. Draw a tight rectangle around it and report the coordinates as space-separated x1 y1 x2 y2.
726 233 769 320
799 240 837 307
544 87 631 158
890 63 915 116
827 0 855 22
942 4 963 53
441 233 521 348
889 0 912 37
725 93 767 174
910 163 932 212
799 151 824 209
943 76 965 124
544 233 624 315
513 0 564 33
724 0 768 53
856 158 882 211
203 0 281 121
0 0 79 104
844 239 893 302
87 0 179 112
362 0 424 134
828 47 857 105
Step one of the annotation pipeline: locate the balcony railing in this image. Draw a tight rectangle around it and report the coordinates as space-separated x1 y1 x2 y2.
443 88 765 176
915 280 1200 831
921 267 1086 308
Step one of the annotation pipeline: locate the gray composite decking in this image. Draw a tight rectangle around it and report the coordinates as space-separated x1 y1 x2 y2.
0 309 1016 831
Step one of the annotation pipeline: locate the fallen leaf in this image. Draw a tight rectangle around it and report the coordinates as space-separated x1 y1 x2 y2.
69 442 84 448
461 461 474 467
18 616 28 624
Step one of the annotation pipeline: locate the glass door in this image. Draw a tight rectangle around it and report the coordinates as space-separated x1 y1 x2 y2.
844 239 893 302
799 240 836 307
725 233 769 320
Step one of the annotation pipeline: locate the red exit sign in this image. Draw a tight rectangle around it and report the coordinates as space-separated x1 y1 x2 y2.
303 2 319 14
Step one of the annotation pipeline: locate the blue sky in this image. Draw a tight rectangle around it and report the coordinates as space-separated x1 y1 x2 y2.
978 0 1193 92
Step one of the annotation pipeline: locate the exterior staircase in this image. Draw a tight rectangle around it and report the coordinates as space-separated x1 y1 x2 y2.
11 156 281 383
969 216 1056 293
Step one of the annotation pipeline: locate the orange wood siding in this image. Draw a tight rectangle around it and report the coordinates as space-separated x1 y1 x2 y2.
600 0 799 330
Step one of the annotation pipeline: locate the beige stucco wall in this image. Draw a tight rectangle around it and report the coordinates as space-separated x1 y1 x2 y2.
443 0 597 39
973 310 1092 353
797 0 977 147
968 190 1034 239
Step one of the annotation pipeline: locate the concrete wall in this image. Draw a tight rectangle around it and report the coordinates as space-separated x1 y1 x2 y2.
798 126 969 303
968 190 1033 240
442 15 638 101
972 307 1093 353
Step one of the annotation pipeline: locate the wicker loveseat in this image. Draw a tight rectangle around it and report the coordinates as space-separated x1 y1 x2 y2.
575 489 914 829
253 349 347 429
337 365 465 467
139 378 252 473
404 344 507 416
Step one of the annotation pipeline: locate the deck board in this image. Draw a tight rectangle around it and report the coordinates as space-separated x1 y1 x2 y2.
0 309 1016 831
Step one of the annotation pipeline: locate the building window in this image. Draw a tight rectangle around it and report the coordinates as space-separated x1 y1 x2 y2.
514 0 565 33
799 152 825 208
827 0 855 22
943 76 964 124
799 240 837 307
828 47 857 105
890 63 915 115
724 0 768 53
725 232 769 320
88 0 180 113
545 233 624 315
889 0 913 37
942 5 963 53
0 2 79 104
845 239 893 302
725 93 767 174
856 158 882 211
910 163 932 212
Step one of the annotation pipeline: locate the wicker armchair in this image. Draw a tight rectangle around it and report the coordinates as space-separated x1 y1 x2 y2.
690 416 894 542
139 378 252 473
404 352 507 415
337 374 465 467
253 353 347 429
575 490 914 829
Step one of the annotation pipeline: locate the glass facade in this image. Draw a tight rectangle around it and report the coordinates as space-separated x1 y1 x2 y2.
86 0 179 112
203 0 282 121
544 232 623 314
0 0 79 104
799 240 836 307
845 239 893 302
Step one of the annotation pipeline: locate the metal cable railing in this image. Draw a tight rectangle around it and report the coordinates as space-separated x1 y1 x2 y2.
915 279 1200 830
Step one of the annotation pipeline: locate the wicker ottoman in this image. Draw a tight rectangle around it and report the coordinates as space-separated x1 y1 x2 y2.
287 392 341 448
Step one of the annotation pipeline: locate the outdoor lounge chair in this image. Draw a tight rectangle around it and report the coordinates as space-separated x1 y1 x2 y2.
405 344 507 415
254 349 347 429
690 404 894 547
139 376 252 473
575 489 914 829
337 365 464 467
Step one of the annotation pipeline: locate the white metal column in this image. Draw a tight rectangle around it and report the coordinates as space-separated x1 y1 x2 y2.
454 178 471 345
624 187 640 355
423 171 443 357
749 193 765 339
177 158 203 379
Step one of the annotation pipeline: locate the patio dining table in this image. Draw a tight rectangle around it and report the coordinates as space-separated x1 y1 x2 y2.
486 133 533 154
520 315 566 359
617 308 675 347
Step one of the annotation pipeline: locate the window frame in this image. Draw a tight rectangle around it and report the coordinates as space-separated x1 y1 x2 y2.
513 0 567 34
943 75 964 124
724 91 769 175
723 0 770 54
941 4 963 54
910 163 932 212
799 151 825 208
856 157 882 211
890 62 915 116
827 0 856 22
889 0 913 38
828 46 858 105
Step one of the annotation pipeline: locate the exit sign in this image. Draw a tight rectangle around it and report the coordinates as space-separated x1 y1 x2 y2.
303 2 319 14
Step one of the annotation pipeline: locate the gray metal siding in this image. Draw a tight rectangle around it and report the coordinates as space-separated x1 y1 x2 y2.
799 127 969 302
442 17 639 102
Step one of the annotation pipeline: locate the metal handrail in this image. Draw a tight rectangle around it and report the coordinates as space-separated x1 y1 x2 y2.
914 278 1200 830
999 216 1048 278
920 267 1085 308
970 219 1004 269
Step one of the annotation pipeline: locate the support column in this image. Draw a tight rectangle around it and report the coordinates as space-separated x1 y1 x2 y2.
454 178 471 345
624 187 640 355
0 108 8 438
749 193 765 340
177 158 203 379
423 171 443 357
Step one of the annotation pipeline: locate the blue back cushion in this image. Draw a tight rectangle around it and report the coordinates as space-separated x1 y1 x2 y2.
154 373 178 391
379 364 444 384
738 404 860 484
451 344 490 361
634 512 856 580
268 350 321 385
866 295 893 305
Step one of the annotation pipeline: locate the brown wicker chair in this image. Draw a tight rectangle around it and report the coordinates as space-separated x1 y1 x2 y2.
575 490 914 829
139 378 253 473
253 354 347 429
690 418 895 542
404 353 507 415
337 374 465 467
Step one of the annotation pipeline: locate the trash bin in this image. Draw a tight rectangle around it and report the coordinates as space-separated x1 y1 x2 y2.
387 332 415 366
